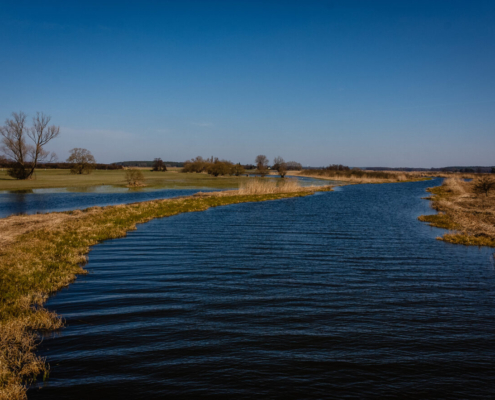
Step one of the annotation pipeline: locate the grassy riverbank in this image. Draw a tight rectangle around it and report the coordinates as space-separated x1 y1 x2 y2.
0 183 331 400
0 168 255 191
419 177 495 247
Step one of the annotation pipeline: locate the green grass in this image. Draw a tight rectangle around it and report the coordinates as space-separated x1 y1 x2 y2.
0 168 255 191
417 213 459 230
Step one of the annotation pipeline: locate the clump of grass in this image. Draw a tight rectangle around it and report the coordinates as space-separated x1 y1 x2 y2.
238 178 303 194
419 176 495 247
0 185 331 399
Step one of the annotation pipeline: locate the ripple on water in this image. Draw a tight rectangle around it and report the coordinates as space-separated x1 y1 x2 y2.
30 179 495 399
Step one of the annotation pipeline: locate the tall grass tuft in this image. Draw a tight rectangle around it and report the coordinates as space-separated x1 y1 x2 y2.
239 178 302 194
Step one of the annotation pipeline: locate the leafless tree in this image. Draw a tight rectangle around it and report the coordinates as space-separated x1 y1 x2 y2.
472 175 495 197
124 169 146 187
286 161 302 171
152 158 167 171
273 156 288 178
255 154 269 177
0 112 59 179
67 148 96 174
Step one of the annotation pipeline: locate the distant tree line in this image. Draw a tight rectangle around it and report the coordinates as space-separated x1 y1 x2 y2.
113 160 185 168
182 156 246 176
181 155 303 178
325 164 351 171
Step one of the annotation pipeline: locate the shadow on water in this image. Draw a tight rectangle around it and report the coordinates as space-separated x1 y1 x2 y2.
29 179 495 399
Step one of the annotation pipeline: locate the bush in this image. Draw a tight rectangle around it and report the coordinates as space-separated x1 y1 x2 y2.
231 163 245 176
124 169 146 187
472 176 495 197
207 160 233 177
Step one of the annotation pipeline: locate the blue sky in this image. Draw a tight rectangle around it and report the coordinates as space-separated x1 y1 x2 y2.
1 0 494 167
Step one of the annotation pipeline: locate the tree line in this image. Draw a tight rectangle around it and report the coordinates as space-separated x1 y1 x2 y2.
182 155 302 177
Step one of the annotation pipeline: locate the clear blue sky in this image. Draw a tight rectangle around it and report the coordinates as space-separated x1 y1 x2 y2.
1 0 494 167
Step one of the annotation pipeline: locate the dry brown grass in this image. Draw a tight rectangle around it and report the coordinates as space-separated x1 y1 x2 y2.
239 178 304 194
0 185 332 399
296 169 428 184
419 176 495 247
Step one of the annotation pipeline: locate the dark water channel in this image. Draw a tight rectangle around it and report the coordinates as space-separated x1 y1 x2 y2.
30 179 495 399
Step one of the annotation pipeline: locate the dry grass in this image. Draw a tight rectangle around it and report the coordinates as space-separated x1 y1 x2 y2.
0 185 332 399
296 169 429 184
239 178 304 194
419 176 495 247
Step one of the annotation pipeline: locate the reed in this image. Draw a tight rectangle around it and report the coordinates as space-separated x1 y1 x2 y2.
0 185 332 399
419 176 495 247
299 169 427 183
238 178 303 194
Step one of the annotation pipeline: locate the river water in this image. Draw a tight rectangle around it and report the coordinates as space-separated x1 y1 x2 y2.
29 179 495 399
0 176 328 218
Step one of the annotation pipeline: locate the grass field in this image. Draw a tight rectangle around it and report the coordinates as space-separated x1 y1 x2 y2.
0 168 255 191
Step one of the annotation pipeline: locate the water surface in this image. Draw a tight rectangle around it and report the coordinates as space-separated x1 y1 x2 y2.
0 176 329 218
30 179 495 399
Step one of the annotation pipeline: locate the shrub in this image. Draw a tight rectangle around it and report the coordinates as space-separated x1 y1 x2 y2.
231 163 245 176
124 169 146 187
472 175 495 197
207 160 233 177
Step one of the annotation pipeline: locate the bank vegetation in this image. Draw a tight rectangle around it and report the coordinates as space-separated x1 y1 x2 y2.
300 165 428 183
419 176 495 247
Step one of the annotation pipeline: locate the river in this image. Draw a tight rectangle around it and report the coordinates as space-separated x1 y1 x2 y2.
29 179 495 399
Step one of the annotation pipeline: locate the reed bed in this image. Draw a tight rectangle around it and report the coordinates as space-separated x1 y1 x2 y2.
419 176 495 247
300 169 427 183
239 178 303 194
0 185 332 399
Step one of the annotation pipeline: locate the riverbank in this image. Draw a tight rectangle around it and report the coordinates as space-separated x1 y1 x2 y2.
419 177 495 247
0 184 332 400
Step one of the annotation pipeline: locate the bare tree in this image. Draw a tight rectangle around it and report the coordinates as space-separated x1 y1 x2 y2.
124 169 146 187
286 161 302 171
273 156 288 178
255 154 269 177
472 175 495 197
0 112 59 179
66 148 96 174
152 158 167 171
